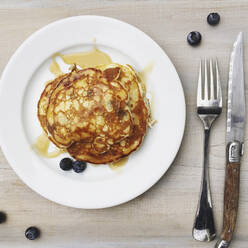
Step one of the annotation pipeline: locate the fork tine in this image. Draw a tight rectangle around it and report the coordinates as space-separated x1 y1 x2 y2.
215 59 222 107
197 60 202 105
210 59 215 100
204 59 209 100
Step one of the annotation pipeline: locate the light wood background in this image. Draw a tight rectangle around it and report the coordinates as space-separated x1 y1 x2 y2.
1 1 248 247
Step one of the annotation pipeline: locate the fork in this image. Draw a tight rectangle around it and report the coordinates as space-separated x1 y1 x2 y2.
192 59 222 242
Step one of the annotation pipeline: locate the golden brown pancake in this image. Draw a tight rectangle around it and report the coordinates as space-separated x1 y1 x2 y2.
37 63 149 164
38 73 69 147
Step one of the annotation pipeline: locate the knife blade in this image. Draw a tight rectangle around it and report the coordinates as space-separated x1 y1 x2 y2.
226 32 246 145
215 32 246 248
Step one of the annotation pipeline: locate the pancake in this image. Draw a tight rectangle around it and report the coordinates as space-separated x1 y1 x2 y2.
38 73 69 147
37 63 149 164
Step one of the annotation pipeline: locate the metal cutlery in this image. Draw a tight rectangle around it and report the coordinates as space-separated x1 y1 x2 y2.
193 59 222 242
215 32 246 248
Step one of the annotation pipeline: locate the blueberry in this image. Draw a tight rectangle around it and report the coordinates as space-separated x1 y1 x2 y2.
25 226 40 240
187 31 202 46
0 212 7 224
207 13 220 25
59 158 73 171
72 161 87 173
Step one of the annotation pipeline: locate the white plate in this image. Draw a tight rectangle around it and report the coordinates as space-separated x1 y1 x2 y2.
0 16 185 209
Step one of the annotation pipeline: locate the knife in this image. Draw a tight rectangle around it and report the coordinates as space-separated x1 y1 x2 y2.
215 32 246 248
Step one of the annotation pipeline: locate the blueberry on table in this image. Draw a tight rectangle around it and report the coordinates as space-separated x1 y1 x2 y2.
25 226 40 240
0 212 7 224
72 161 87 173
207 13 220 25
187 31 202 46
59 158 73 171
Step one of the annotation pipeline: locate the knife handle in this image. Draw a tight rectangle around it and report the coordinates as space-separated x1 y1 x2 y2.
215 141 242 248
221 161 240 242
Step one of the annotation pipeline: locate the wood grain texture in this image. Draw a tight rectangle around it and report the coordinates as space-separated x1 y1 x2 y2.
221 162 241 242
0 0 248 247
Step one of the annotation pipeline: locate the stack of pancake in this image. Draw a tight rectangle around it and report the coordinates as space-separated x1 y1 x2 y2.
38 63 149 164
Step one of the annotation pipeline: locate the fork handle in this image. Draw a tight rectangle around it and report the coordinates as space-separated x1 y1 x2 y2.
192 128 216 242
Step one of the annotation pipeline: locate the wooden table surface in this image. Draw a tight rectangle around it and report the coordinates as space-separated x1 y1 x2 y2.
1 1 248 247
